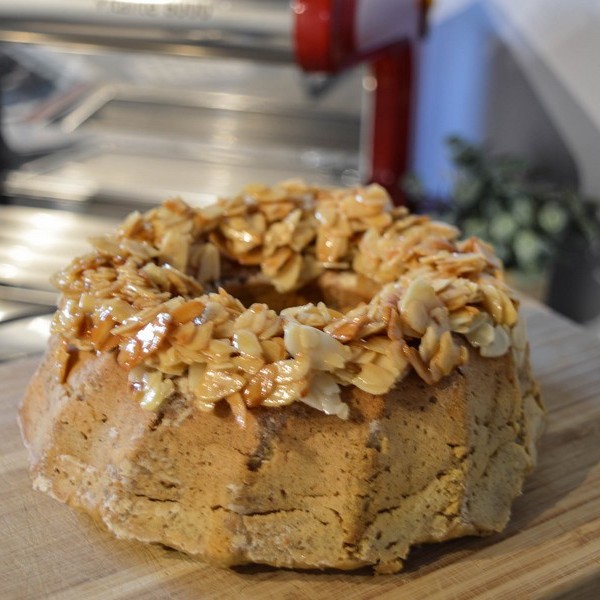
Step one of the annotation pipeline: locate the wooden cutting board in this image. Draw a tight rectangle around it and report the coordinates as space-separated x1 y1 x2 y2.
1 302 600 599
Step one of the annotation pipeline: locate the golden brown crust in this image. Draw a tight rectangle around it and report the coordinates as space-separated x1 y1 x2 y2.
20 334 544 572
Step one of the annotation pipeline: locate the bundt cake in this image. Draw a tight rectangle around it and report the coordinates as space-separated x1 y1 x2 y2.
19 181 544 573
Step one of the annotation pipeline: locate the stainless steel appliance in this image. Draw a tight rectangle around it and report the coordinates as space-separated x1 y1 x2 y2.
0 0 426 358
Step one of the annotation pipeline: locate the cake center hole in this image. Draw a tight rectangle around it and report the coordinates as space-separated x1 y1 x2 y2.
218 270 382 313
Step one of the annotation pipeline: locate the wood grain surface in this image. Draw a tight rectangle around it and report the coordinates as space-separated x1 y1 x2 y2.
1 302 599 599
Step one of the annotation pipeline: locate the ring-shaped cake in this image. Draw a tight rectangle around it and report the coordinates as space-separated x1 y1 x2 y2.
20 181 544 573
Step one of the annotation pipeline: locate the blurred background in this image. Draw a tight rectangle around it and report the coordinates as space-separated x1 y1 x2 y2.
0 0 599 360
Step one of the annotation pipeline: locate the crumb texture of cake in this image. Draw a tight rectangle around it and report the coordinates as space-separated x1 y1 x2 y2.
19 181 544 573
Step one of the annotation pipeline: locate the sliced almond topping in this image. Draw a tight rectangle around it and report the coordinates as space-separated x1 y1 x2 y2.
51 181 521 417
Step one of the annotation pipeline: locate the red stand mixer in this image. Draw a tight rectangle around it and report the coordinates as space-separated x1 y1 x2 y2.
295 0 428 203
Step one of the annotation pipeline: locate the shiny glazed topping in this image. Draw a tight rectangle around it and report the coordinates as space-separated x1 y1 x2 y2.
51 180 522 423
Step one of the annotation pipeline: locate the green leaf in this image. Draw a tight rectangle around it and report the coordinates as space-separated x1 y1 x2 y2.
538 202 568 235
513 229 547 271
512 197 535 227
490 212 517 243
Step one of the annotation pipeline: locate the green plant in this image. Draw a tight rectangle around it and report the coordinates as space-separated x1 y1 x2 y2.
411 137 600 275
